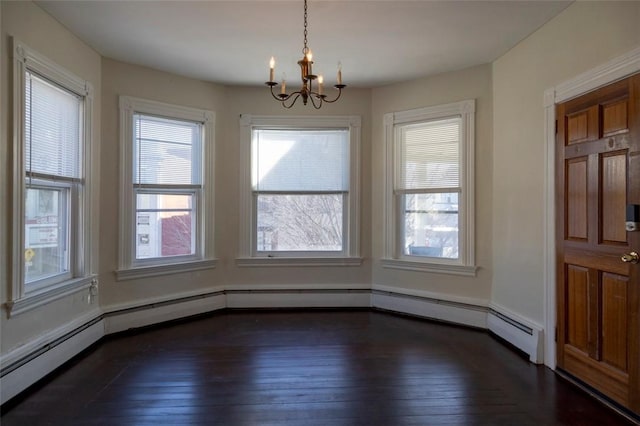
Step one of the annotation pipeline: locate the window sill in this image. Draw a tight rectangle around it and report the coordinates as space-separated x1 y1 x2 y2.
380 258 478 277
116 258 217 281
5 275 97 317
235 256 363 268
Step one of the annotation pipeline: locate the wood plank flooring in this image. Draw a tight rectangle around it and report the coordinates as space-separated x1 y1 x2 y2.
0 310 634 425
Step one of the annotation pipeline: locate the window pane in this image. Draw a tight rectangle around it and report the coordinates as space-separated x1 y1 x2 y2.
257 194 343 252
402 193 458 259
24 187 69 284
397 118 460 190
253 129 349 192
136 194 194 259
134 114 201 185
25 71 81 178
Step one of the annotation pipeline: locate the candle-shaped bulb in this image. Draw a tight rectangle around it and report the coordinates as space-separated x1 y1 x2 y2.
306 50 313 61
269 57 275 82
281 73 286 94
318 75 324 95
337 61 342 85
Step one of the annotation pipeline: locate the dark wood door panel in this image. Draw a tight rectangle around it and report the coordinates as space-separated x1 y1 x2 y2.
564 344 629 406
566 157 589 241
601 272 629 371
557 73 639 415
566 106 599 144
600 150 628 245
564 248 631 276
566 264 590 353
602 98 629 137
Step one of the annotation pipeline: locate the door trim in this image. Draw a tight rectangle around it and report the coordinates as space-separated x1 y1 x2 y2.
543 46 640 369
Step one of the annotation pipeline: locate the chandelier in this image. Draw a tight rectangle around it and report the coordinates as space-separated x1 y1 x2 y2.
265 0 345 109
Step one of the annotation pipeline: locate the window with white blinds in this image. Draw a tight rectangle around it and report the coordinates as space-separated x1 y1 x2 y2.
133 114 201 186
131 114 202 261
252 128 350 253
23 72 82 288
118 96 215 277
25 71 81 180
238 115 361 264
11 39 95 310
396 118 460 192
383 100 476 274
253 129 349 192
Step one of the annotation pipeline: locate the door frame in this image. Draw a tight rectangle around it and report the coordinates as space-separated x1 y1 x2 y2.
543 46 640 369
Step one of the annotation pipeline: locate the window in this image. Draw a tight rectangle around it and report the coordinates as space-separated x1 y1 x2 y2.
24 71 80 288
133 115 200 260
254 129 348 253
10 39 96 315
118 97 215 280
382 100 476 276
238 115 361 266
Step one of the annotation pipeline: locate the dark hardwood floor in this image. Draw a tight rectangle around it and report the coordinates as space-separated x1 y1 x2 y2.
0 310 634 425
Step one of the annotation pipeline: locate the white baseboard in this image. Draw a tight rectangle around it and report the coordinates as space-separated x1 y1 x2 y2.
226 286 371 309
0 289 226 406
488 303 544 364
103 289 226 334
1 284 548 407
370 286 546 364
0 312 103 405
371 285 488 328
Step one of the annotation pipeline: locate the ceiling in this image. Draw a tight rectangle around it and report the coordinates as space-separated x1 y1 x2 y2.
36 0 572 88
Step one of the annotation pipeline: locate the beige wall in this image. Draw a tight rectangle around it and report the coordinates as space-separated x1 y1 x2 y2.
370 64 494 303
1 1 102 352
492 1 640 322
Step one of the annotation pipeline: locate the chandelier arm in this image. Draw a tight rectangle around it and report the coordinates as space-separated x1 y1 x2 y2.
282 92 302 109
309 93 322 109
319 85 346 104
268 84 299 103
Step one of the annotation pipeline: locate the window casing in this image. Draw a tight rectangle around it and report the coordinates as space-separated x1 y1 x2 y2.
10 39 96 315
118 97 215 280
382 100 477 276
238 115 361 266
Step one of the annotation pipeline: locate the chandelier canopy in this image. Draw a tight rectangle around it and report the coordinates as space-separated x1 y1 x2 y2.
265 0 345 109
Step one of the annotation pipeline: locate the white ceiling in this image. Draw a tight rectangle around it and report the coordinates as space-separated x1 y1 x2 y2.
36 0 572 88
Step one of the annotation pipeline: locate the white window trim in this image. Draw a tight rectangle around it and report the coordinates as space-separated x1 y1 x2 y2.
237 114 362 267
117 96 216 280
381 100 477 276
8 38 97 316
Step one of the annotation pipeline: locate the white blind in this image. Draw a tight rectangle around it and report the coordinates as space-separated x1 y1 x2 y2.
25 71 81 179
396 117 460 191
134 114 201 185
253 129 349 192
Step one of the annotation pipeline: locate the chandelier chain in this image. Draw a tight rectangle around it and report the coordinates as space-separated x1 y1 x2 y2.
303 0 308 54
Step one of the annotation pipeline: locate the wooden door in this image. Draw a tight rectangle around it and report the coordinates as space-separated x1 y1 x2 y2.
556 73 640 414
